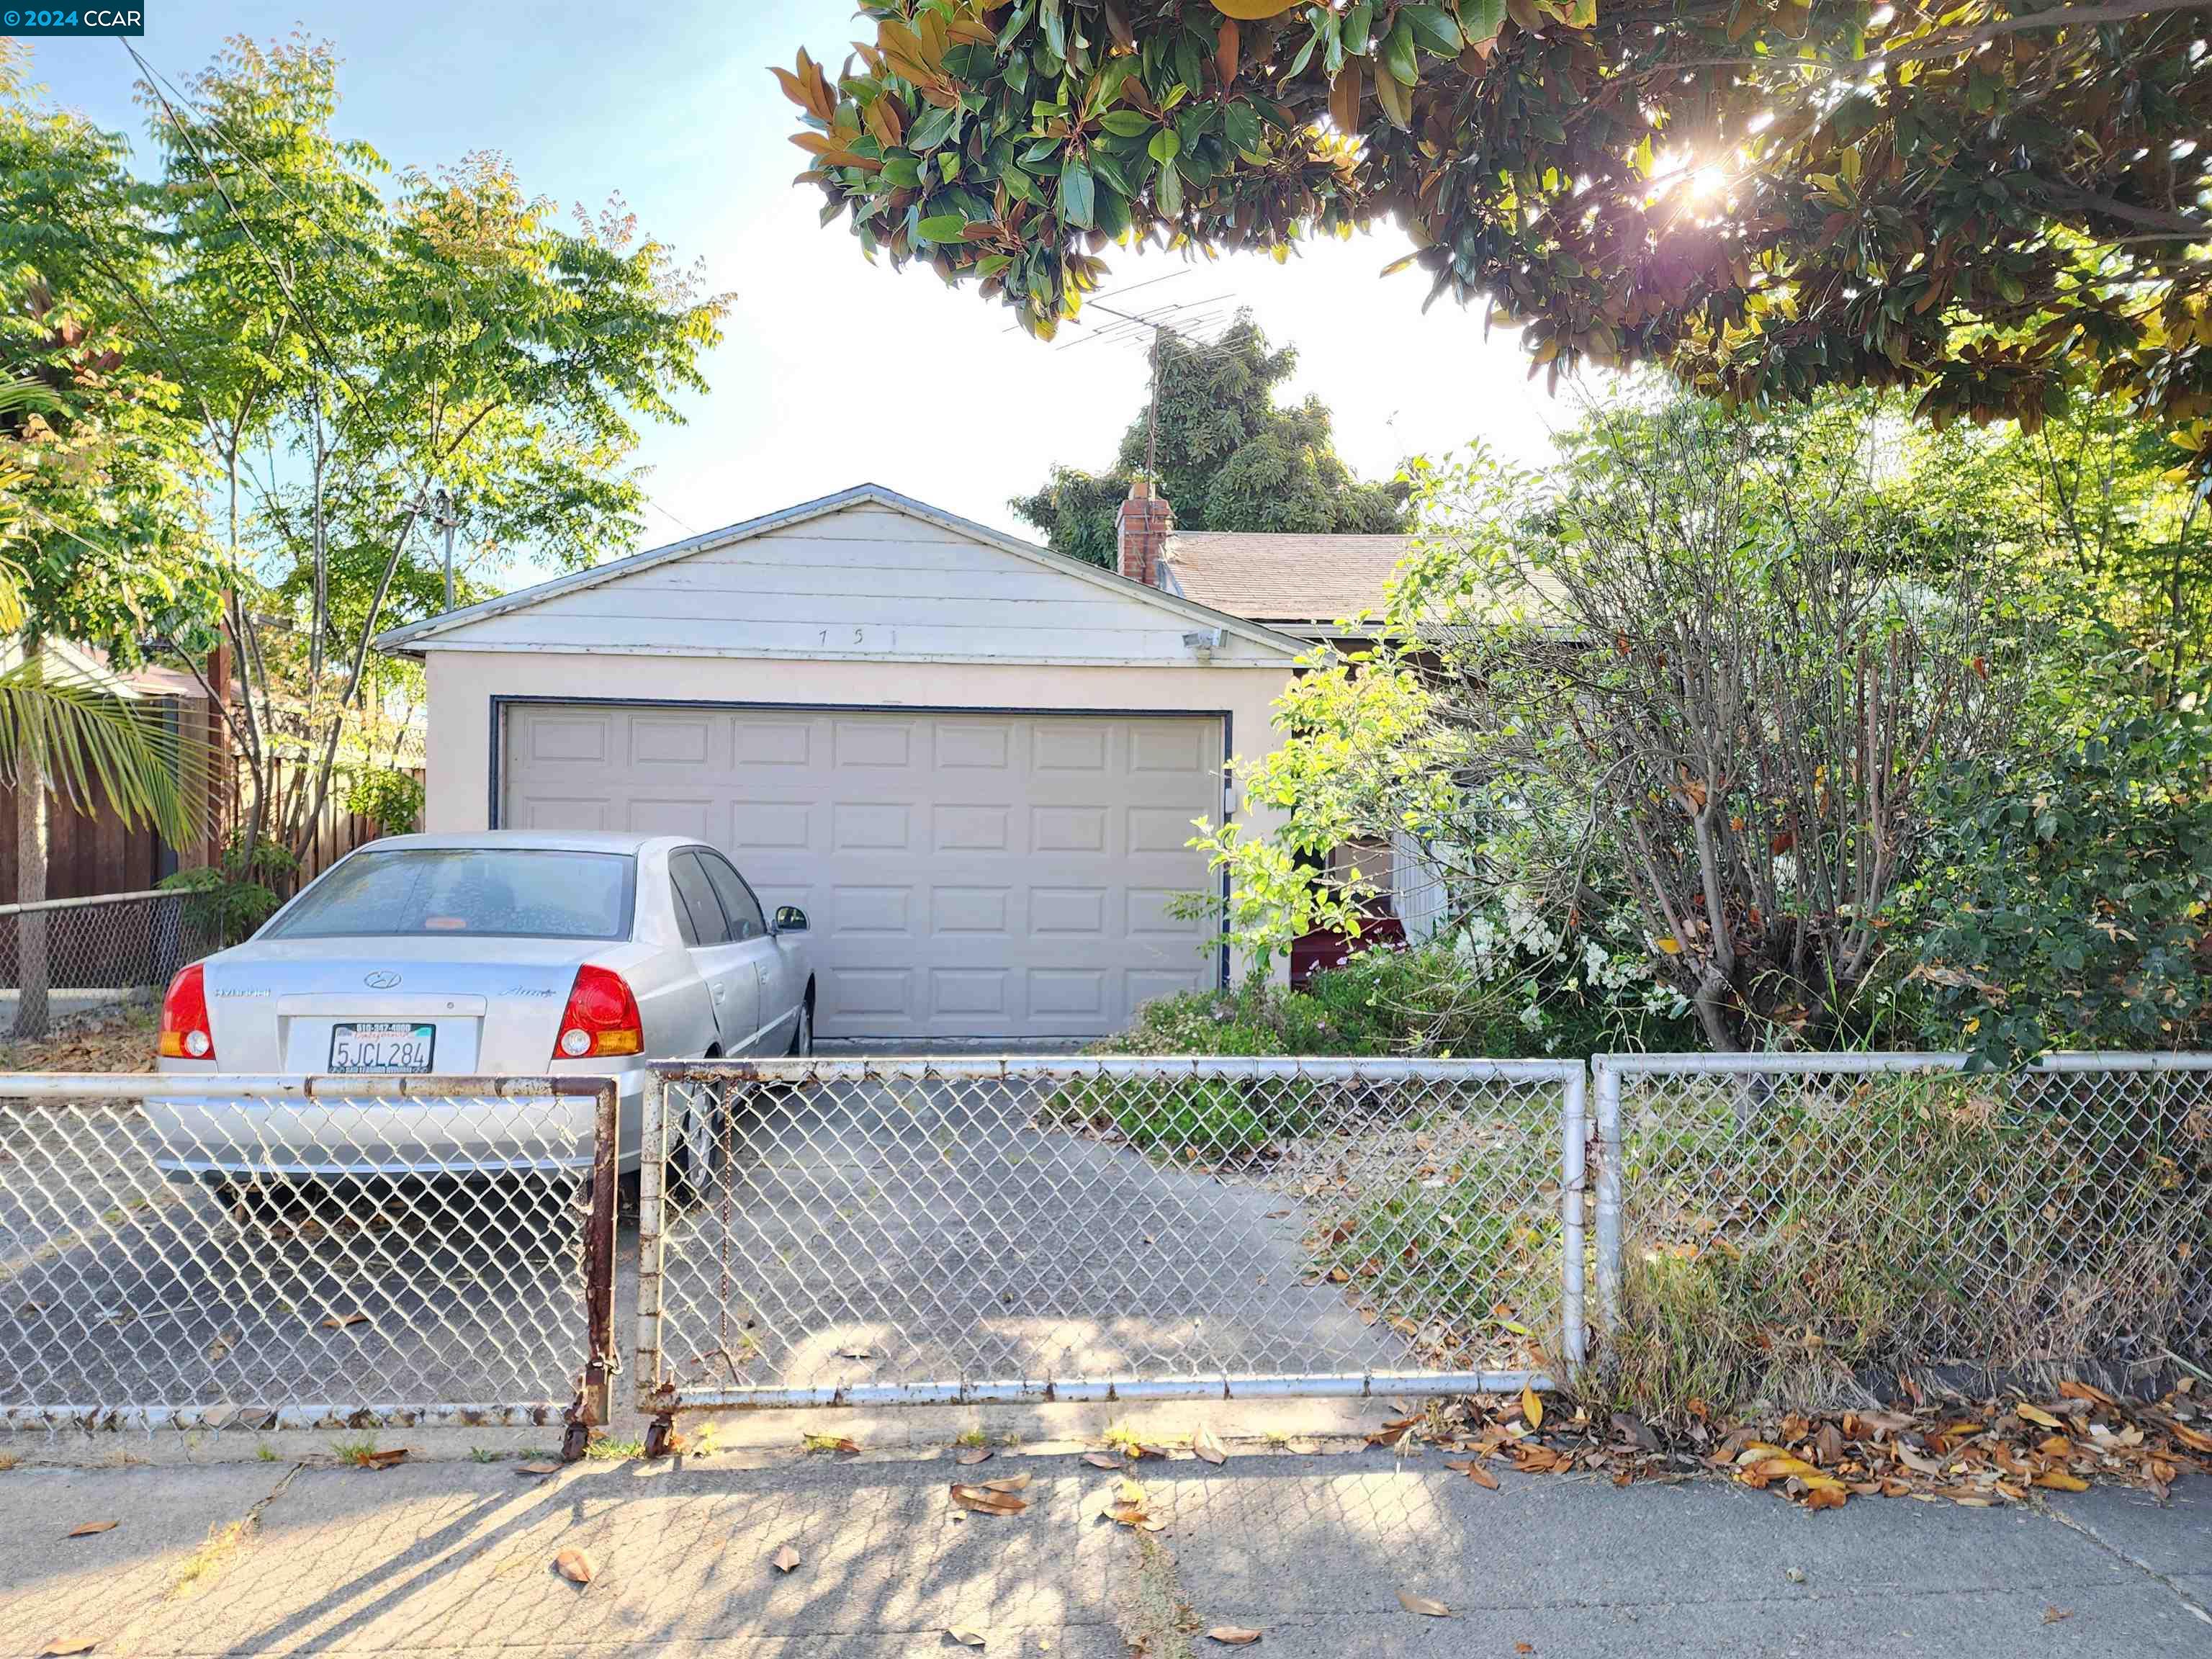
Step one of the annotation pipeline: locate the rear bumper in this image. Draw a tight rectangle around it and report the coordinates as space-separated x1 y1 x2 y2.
144 1072 644 1179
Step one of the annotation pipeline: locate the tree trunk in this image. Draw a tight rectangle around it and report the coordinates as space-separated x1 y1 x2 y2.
13 640 50 1040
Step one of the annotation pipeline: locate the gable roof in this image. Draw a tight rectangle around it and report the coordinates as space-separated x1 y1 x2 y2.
1159 531 1411 629
374 483 1305 661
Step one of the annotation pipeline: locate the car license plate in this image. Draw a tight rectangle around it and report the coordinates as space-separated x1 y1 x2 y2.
328 1021 436 1074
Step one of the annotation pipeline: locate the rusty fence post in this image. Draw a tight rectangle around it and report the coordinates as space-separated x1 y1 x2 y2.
564 1076 621 1462
637 1066 678 1457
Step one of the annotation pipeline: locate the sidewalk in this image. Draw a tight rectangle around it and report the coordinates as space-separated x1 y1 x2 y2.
4 1437 2207 1658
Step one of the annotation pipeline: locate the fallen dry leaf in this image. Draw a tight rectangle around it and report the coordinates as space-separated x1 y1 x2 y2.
1207 1627 1262 1645
65 1521 117 1538
1082 1452 1123 1470
956 1447 993 1466
950 1483 1028 1516
1398 1589 1451 1617
1444 1457 1499 1491
1193 1426 1227 1466
1521 1386 1545 1431
2043 1606 2074 1624
320 1312 369 1330
2033 1470 2090 1493
770 1543 801 1573
1516 1646 1534 1655
947 1629 987 1649
518 1461 562 1476
2017 1405 2064 1431
356 1448 409 1471
554 1547 595 1586
982 1473 1032 1493
40 1641 96 1657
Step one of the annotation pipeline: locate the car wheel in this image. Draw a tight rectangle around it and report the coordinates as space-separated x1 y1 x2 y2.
788 994 814 1058
670 1089 724 1202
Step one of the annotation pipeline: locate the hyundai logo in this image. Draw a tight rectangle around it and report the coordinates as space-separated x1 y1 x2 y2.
364 970 403 990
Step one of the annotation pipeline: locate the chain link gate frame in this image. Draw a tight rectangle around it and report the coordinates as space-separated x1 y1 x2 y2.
0 1071 621 1459
634 1056 1588 1444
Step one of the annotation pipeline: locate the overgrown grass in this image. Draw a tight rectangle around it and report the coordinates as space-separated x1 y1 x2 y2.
1600 1071 2210 1424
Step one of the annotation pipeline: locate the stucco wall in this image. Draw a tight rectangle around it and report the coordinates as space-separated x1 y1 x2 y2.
419 649 1296 983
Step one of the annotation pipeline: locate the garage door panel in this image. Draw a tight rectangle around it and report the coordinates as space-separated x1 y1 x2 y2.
503 704 1222 1038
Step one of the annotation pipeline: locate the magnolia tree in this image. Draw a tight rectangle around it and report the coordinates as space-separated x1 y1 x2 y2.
776 0 2212 469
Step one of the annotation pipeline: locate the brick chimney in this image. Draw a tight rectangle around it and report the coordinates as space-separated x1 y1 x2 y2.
1115 477 1174 586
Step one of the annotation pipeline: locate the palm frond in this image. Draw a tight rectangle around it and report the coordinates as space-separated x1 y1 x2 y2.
0 660 211 847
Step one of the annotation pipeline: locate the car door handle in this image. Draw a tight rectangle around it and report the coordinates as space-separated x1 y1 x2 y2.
712 985 726 1003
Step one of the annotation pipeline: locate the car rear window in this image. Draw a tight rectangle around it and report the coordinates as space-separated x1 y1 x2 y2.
268 849 635 940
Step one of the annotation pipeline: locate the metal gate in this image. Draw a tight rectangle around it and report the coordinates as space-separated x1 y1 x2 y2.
635 1056 1588 1432
0 1071 620 1455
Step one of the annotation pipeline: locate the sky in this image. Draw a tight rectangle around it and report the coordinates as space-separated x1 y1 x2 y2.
22 1 1588 575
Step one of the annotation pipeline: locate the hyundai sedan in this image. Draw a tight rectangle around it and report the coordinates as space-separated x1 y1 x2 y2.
150 831 814 1180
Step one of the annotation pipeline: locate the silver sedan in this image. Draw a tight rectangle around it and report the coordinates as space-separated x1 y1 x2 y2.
150 831 814 1179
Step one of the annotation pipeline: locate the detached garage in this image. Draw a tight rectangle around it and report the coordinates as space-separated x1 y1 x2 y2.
376 485 1303 1040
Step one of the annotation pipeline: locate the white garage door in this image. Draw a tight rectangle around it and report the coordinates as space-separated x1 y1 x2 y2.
499 703 1225 1038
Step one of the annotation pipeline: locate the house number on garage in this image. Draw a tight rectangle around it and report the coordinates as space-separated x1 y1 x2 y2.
818 625 894 650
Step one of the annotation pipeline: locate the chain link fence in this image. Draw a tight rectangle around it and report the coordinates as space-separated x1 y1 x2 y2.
0 1073 619 1444
635 1056 1586 1424
0 890 217 1040
1596 1053 2212 1383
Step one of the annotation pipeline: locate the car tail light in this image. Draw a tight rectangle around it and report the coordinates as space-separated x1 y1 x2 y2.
159 963 215 1061
553 964 643 1061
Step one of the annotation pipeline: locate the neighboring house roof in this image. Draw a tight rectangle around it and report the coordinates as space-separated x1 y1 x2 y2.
1158 531 1411 631
374 482 1306 665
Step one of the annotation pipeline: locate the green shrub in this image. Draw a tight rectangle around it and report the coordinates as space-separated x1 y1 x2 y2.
1045 1075 1317 1160
1097 939 1689 1061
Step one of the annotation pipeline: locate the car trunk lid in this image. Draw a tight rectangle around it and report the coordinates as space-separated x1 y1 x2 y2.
202 938 589 1074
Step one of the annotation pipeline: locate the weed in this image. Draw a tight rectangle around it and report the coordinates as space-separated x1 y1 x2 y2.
1597 1071 2208 1424
0 1449 17 1472
586 1438 644 1460
254 1443 279 1462
170 1519 251 1599
953 1427 987 1449
331 1435 380 1467
469 1447 500 1464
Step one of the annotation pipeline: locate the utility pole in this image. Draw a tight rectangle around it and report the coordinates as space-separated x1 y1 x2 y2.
428 487 461 612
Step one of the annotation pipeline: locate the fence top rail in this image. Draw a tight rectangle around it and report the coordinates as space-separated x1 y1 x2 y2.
652 1054 1585 1085
0 889 178 918
0 1070 621 1101
1593 1049 2212 1077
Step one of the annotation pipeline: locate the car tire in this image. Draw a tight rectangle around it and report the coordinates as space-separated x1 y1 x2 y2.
788 992 814 1058
670 1088 725 1203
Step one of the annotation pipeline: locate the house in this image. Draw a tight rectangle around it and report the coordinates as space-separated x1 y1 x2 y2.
374 481 1319 1040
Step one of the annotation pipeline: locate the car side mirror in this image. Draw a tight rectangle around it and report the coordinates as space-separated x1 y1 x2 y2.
773 905 809 934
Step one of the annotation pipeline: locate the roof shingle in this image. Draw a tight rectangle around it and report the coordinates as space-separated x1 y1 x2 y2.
1159 531 1411 626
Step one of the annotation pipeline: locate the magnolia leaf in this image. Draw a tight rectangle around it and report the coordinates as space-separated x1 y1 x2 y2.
1194 1426 1228 1465
771 1543 801 1573
554 1547 596 1586
982 1473 1033 1493
518 1461 562 1476
1208 1629 1264 1645
1521 1386 1545 1431
66 1521 117 1538
320 1311 369 1330
1398 1589 1452 1617
1082 1452 1124 1469
41 1641 96 1657
957 1447 994 1465
948 1630 988 1649
950 1483 1029 1516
